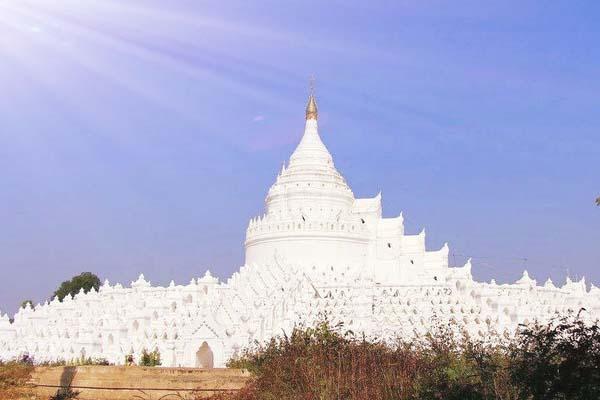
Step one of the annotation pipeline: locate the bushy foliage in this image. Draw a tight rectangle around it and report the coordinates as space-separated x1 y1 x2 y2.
139 348 161 367
41 357 111 367
53 272 101 302
409 327 512 400
78 357 110 366
510 316 600 399
74 356 110 366
215 316 600 400
228 321 423 399
12 355 111 368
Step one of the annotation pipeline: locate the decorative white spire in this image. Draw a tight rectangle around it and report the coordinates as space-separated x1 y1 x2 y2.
289 97 332 168
464 258 472 271
516 270 536 286
132 273 150 288
261 90 354 219
199 270 219 284
544 278 556 289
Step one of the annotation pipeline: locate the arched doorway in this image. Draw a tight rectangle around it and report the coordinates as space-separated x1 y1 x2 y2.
195 342 214 368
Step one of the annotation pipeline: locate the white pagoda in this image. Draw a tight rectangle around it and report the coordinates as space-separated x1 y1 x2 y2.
1 93 598 367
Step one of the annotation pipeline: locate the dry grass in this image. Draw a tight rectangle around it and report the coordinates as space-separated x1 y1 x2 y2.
204 317 600 400
206 321 485 400
0 361 35 400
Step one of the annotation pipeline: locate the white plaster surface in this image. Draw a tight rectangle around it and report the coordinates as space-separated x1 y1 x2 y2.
1 97 598 367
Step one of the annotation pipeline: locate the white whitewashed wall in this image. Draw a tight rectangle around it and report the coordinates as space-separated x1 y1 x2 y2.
2 96 599 367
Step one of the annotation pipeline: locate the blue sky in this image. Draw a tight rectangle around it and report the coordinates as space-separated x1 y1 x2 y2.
0 0 598 314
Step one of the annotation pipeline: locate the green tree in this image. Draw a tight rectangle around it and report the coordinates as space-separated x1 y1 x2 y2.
20 300 33 309
53 272 101 301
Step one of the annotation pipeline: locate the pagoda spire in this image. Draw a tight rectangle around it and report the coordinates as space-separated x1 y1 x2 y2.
305 76 318 120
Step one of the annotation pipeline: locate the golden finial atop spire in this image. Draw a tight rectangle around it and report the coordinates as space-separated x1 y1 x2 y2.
305 75 318 120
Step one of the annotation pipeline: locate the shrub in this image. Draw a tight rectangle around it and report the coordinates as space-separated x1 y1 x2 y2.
213 316 599 400
49 387 80 400
225 320 424 399
74 356 110 366
139 348 161 367
510 315 600 400
125 354 134 365
39 357 111 366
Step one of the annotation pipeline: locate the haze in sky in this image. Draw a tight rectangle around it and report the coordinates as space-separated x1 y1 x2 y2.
0 0 598 314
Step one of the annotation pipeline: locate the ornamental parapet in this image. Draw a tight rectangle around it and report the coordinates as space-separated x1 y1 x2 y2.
245 215 369 244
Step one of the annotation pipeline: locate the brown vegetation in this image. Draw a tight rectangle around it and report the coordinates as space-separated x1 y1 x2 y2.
209 316 600 400
2 316 598 400
0 360 34 399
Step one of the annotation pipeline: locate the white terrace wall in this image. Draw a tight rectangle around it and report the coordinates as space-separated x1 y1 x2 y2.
1 94 599 367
